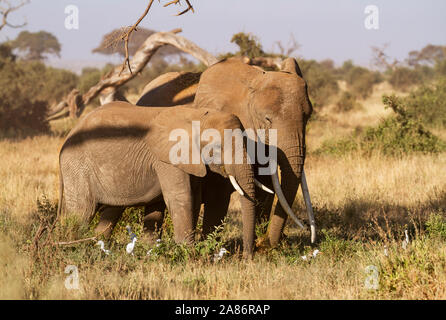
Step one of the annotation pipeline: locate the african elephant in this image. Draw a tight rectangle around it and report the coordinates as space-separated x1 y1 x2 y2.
58 101 258 257
137 57 315 247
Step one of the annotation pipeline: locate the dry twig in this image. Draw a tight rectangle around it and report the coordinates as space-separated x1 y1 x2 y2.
117 0 156 75
0 0 29 31
115 0 195 75
164 0 195 16
55 223 112 246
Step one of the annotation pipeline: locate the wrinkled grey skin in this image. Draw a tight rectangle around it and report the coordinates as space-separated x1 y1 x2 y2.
58 101 257 257
137 57 313 247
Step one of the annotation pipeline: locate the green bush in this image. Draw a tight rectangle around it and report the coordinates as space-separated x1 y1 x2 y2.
0 51 78 137
403 77 446 128
339 61 383 99
361 116 444 155
78 67 102 94
0 60 49 137
317 94 446 156
299 59 339 108
388 67 422 91
425 214 446 240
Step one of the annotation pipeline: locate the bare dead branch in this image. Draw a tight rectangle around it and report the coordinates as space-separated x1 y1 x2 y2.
164 0 195 15
114 0 195 75
371 43 399 71
0 0 29 31
55 223 112 246
47 29 218 120
117 0 156 75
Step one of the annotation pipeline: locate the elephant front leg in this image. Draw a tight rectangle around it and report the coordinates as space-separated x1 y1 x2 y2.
156 163 196 245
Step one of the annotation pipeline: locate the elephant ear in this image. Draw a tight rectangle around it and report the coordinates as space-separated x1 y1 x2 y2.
146 107 207 177
281 57 303 77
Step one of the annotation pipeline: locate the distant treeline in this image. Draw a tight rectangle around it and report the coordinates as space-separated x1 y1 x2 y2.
1 31 445 138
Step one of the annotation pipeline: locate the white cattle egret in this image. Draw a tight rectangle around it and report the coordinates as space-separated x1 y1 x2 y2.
96 240 110 255
213 248 228 262
126 237 137 255
402 230 409 250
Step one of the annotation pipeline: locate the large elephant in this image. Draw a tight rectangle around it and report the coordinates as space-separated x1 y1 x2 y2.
58 101 258 257
137 57 315 247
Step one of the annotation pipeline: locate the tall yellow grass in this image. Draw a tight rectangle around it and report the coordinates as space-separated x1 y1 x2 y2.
0 82 445 299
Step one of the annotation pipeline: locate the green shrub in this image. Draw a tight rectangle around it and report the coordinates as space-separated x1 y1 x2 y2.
299 59 339 108
388 67 422 91
78 67 102 94
0 61 49 136
316 94 446 156
425 214 446 240
341 62 383 99
403 77 446 128
435 60 446 77
361 116 444 155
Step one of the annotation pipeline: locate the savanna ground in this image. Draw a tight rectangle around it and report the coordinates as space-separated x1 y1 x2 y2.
1 82 446 300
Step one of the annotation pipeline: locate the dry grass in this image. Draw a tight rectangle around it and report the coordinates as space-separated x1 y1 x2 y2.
1 83 445 300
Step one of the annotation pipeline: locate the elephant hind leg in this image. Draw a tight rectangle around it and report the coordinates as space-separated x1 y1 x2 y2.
95 206 124 237
63 185 96 223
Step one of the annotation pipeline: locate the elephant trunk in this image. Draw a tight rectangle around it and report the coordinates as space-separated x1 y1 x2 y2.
267 125 305 246
226 162 256 259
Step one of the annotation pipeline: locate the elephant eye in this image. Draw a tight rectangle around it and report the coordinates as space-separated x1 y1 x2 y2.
265 116 272 124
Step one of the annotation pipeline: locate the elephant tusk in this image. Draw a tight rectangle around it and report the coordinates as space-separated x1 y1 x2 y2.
254 179 274 194
271 170 305 229
229 175 244 196
301 169 316 243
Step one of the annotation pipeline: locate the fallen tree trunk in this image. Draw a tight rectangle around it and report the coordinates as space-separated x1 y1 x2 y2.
47 28 218 120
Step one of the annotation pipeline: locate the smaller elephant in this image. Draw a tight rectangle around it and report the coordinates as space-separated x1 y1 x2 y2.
58 101 260 257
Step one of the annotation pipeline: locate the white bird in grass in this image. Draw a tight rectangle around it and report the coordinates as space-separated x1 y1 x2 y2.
125 225 137 255
126 237 137 255
402 230 409 250
213 248 228 262
301 249 321 261
96 241 110 255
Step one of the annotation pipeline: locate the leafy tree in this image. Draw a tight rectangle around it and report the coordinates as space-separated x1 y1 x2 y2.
299 59 339 107
230 32 265 59
0 59 49 136
403 77 446 128
11 30 61 61
407 44 446 67
342 63 382 99
388 67 422 91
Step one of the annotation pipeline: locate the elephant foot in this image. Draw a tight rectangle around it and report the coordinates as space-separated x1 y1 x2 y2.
95 206 124 238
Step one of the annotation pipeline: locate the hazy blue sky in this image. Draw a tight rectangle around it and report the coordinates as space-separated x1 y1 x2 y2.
2 0 446 71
